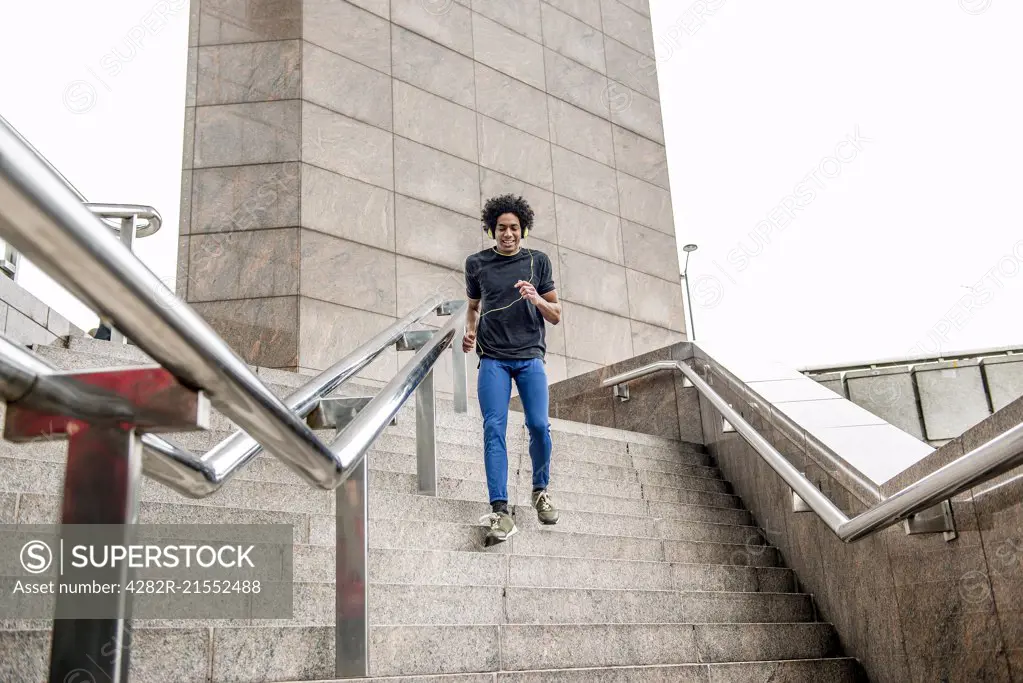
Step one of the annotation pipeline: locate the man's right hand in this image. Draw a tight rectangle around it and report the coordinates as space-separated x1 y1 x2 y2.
462 330 476 353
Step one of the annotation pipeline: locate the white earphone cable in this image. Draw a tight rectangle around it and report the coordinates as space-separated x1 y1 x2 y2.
473 246 536 358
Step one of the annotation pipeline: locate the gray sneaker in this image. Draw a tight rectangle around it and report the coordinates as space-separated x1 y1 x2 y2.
481 512 518 546
532 489 559 525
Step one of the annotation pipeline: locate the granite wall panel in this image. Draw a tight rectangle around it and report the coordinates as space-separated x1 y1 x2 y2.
695 366 1023 683
182 0 684 384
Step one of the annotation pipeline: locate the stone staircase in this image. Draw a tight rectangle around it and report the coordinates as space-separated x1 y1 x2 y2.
0 337 866 682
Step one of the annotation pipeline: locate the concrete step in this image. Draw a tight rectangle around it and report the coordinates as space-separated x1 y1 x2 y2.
503 587 814 626
374 461 731 500
147 438 724 496
371 506 658 542
0 586 814 634
1 456 747 538
296 533 781 583
370 430 710 469
13 491 765 564
364 445 722 487
627 441 705 462
391 586 815 626
367 520 653 561
0 407 710 484
27 346 307 431
254 584 815 628
391 407 702 459
0 627 860 682
342 622 843 676
390 405 700 453
65 335 701 437
361 519 767 563
365 470 742 511
13 489 756 544
369 431 716 479
13 493 313 541
368 489 752 528
56 340 707 449
362 489 753 529
362 548 796 593
0 456 744 522
0 456 333 515
672 561 795 593
323 659 868 682
313 514 765 549
28 345 472 432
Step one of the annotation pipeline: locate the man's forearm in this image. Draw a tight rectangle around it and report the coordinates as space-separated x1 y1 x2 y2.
466 305 480 334
534 299 561 325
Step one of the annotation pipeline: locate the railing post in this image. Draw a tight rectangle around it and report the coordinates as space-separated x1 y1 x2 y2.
109 215 137 345
451 325 468 414
1 366 209 683
416 368 437 496
49 426 142 683
335 458 369 678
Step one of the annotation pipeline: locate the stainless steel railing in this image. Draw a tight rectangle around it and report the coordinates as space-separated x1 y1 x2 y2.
0 293 459 498
0 115 161 290
0 111 470 681
602 355 1023 543
1 118 357 490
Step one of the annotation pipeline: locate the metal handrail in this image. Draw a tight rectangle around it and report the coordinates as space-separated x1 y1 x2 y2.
0 112 460 495
0 120 345 486
191 295 450 495
696 350 884 503
0 113 87 201
0 293 452 498
0 109 473 682
0 114 161 239
86 203 162 237
602 358 1023 542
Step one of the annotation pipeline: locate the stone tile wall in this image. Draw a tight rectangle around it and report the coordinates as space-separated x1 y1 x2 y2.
180 0 686 392
543 339 1023 681
700 365 1023 682
512 341 704 444
0 276 82 347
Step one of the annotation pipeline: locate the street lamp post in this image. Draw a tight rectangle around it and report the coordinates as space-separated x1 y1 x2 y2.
681 244 698 340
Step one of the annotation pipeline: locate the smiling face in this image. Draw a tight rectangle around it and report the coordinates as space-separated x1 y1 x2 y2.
494 212 522 255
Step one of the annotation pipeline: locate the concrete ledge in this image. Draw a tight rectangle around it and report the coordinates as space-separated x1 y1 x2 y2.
510 343 704 445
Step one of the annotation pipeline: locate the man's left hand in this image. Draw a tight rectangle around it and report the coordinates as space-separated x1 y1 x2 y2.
515 280 542 305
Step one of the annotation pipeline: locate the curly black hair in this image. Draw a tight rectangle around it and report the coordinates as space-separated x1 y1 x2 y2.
481 194 534 234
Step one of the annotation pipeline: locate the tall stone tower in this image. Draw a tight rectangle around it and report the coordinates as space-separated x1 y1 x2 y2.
178 0 685 393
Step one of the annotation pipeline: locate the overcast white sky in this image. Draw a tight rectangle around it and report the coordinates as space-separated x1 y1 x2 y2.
1 0 1020 369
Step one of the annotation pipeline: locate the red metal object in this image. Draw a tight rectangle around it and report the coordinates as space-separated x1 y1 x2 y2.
0 364 209 683
4 365 208 441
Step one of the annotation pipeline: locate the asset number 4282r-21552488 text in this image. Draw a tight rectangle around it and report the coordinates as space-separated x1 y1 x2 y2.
123 579 262 594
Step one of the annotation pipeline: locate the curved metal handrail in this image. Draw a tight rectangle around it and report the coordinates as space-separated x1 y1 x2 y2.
0 115 161 239
695 350 884 504
0 116 459 494
86 203 162 238
602 358 1023 542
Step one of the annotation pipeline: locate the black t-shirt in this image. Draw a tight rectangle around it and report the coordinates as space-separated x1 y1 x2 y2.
465 247 556 360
